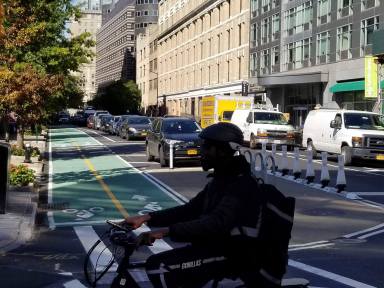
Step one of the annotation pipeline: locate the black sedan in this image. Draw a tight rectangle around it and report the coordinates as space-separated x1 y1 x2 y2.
120 115 151 140
146 117 202 167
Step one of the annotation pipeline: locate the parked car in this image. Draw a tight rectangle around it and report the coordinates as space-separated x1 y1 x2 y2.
87 115 95 129
116 115 130 136
108 116 121 135
93 111 110 130
120 115 151 140
100 115 114 132
146 117 202 167
302 108 384 165
231 107 296 150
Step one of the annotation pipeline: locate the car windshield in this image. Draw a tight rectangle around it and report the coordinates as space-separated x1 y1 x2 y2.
163 120 202 133
344 113 384 130
128 117 151 124
253 112 288 124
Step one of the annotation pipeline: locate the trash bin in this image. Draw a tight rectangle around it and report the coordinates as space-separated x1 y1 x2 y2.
0 142 10 214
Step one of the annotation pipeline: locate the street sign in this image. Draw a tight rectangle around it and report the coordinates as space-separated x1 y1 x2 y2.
241 81 249 96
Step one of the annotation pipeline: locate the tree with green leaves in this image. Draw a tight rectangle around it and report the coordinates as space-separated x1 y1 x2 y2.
0 0 94 147
91 80 142 115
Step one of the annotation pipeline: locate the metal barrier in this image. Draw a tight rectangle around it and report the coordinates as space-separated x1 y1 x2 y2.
0 142 11 214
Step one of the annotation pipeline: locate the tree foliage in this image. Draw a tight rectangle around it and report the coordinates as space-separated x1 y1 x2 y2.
91 81 142 115
0 0 94 145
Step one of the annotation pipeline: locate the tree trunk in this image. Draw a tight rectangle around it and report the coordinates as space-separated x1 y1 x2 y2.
16 123 24 149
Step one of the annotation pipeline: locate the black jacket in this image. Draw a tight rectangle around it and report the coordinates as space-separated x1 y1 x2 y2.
148 155 263 246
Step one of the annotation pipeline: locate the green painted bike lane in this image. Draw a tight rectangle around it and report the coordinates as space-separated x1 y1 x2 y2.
49 127 181 228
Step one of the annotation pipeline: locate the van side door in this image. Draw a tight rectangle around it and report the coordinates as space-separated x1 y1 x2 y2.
329 113 343 153
243 112 254 142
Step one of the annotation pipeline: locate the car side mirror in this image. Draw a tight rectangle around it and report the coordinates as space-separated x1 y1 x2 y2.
246 116 252 124
330 120 340 129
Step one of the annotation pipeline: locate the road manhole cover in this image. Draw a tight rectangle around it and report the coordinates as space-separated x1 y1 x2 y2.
332 238 367 244
301 208 345 217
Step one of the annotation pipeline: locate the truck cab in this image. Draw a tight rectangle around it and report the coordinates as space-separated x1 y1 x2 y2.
231 105 296 149
302 108 384 165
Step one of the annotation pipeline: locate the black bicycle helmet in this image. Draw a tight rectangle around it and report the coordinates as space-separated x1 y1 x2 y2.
199 122 244 145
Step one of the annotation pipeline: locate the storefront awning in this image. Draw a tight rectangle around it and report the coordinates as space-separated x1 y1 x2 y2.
330 80 384 93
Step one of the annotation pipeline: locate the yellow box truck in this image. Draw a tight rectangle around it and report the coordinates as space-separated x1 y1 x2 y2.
201 95 253 128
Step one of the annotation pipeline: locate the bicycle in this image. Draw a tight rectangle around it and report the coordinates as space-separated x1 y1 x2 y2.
84 220 310 288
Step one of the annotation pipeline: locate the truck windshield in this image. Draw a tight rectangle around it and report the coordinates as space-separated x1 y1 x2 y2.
344 113 384 130
253 112 288 124
163 120 202 134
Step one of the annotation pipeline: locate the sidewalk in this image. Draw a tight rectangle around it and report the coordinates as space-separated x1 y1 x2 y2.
0 140 45 253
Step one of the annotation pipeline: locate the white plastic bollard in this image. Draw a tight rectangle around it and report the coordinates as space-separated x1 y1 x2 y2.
261 142 267 164
292 147 301 179
336 155 347 192
305 149 315 184
320 152 330 188
281 145 289 176
169 142 174 169
271 144 277 157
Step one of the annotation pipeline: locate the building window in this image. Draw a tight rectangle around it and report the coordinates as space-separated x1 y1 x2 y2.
284 38 311 70
271 46 279 72
260 49 270 75
338 0 353 18
316 31 330 63
272 13 280 40
337 25 352 60
285 1 312 36
262 0 271 12
251 0 259 16
251 23 257 48
317 0 331 25
362 0 379 9
250 53 257 76
361 17 379 55
261 17 271 44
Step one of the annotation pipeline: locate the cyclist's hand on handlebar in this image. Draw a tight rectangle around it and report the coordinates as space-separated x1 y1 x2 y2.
121 214 150 229
136 228 169 246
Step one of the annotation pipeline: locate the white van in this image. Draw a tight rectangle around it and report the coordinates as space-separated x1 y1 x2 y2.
231 108 296 149
302 108 384 165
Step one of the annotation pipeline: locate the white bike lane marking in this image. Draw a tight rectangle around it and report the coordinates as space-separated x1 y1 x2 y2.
288 260 377 288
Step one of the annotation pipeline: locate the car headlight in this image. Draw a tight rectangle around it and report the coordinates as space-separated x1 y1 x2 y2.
128 127 137 133
257 129 268 137
352 136 363 147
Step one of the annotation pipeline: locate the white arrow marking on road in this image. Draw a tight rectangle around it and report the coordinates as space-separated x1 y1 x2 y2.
132 195 149 201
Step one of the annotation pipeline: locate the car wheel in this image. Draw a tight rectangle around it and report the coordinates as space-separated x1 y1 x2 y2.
250 134 257 149
307 140 317 159
146 144 154 161
159 147 168 167
341 146 353 166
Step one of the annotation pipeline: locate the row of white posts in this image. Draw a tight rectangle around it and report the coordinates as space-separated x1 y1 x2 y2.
264 143 347 192
168 141 347 193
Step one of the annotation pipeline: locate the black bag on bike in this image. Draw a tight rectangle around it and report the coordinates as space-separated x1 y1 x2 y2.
256 183 295 288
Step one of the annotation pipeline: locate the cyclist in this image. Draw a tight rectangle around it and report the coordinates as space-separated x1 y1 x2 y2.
123 122 274 287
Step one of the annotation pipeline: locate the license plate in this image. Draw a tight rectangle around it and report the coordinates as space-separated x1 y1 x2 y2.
187 149 198 155
376 154 384 160
141 133 147 136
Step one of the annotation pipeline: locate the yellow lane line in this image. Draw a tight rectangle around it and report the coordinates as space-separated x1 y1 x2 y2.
75 144 129 219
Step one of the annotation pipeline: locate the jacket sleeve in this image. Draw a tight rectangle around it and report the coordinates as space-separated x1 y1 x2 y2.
147 185 208 227
168 192 243 242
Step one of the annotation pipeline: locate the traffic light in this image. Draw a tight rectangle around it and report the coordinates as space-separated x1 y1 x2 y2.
241 81 249 96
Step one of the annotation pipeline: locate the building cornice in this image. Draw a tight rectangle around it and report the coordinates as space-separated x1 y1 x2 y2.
158 0 217 41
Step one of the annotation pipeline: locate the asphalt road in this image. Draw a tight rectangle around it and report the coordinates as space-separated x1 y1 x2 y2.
0 126 383 288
